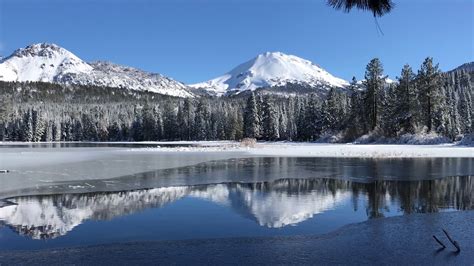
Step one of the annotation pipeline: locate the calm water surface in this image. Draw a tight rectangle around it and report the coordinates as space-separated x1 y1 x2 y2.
0 145 473 250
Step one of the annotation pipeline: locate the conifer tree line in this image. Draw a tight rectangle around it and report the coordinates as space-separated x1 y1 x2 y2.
0 57 472 142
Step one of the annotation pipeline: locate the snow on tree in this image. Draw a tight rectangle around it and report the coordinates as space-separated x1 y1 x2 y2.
261 97 280 140
243 92 261 139
0 56 471 143
363 58 385 131
417 57 443 132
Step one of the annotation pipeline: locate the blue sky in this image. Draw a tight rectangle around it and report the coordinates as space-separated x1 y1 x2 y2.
0 0 473 83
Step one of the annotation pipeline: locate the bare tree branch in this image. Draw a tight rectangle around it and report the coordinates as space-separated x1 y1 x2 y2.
443 229 461 253
432 235 446 249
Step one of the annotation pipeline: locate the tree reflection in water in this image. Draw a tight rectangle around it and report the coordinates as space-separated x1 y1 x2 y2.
0 175 472 240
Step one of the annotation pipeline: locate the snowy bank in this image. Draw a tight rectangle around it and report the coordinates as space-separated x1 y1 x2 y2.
125 142 474 158
1 141 472 158
111 141 474 158
248 143 474 158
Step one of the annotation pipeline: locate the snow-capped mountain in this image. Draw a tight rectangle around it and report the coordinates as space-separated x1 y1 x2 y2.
0 43 193 97
190 52 349 96
0 43 92 82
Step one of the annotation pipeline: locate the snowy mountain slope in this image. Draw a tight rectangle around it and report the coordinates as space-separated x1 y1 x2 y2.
190 52 349 96
0 43 92 82
0 43 194 98
57 61 192 97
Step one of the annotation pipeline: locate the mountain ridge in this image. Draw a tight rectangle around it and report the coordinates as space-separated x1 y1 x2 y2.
1 43 471 98
0 43 194 98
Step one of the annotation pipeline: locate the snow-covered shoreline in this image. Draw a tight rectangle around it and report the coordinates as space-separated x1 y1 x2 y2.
248 142 474 158
1 141 473 158
118 141 473 158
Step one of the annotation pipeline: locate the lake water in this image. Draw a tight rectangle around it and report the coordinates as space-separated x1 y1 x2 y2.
0 144 473 250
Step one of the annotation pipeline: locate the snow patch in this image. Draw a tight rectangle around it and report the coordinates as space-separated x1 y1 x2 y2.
248 143 473 158
122 142 473 158
355 132 451 145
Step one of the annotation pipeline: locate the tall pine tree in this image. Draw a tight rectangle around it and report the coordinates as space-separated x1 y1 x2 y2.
363 58 385 131
395 64 417 133
417 57 442 132
243 92 261 139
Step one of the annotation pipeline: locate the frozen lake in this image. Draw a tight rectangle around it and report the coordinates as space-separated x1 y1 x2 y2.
0 143 473 250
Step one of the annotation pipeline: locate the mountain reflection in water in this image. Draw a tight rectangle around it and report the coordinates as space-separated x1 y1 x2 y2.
0 176 472 240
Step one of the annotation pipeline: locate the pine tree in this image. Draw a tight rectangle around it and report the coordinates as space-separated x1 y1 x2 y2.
379 84 399 136
417 57 442 132
21 109 33 142
62 120 73 141
261 97 280 140
363 58 385 131
0 94 11 140
346 77 366 139
322 88 343 133
177 98 194 141
52 121 61 141
305 94 322 140
458 72 473 134
278 106 288 140
32 109 45 142
243 92 260 139
142 104 157 141
229 109 243 140
155 110 164 140
72 119 83 141
286 97 297 141
296 97 309 140
82 113 99 141
395 64 417 133
195 99 210 140
161 103 175 140
108 121 123 141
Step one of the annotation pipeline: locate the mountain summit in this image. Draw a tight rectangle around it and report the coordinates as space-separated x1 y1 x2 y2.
0 43 92 82
0 43 193 97
190 52 348 96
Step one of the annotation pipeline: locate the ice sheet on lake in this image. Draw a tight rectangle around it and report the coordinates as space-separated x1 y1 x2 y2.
0 147 247 198
0 143 473 199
